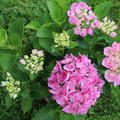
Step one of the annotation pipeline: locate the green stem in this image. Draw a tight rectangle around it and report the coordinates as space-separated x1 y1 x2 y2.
92 36 98 49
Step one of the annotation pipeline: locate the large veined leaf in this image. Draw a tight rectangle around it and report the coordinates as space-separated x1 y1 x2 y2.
67 40 78 49
36 27 52 38
36 22 53 38
60 113 76 120
21 97 33 113
5 95 14 108
30 82 50 99
8 18 24 37
32 106 59 120
8 18 24 48
9 33 21 47
94 1 113 19
0 50 17 72
38 38 60 56
25 21 41 31
60 112 86 120
47 0 65 26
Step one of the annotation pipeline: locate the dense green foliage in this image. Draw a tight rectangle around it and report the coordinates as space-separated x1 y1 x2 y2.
0 0 120 120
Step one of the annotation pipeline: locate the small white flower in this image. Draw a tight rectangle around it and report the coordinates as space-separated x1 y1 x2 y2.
20 59 26 64
1 81 7 86
24 55 29 59
32 49 38 54
37 50 44 57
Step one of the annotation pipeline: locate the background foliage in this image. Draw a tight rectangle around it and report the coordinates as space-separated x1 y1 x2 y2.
0 0 120 120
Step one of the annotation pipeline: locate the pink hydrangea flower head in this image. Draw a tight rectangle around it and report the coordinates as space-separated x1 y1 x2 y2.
102 42 120 86
48 54 104 115
67 2 99 37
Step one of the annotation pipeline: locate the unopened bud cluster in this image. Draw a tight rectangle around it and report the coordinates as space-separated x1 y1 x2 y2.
54 31 70 48
99 17 118 38
1 72 20 99
20 49 44 74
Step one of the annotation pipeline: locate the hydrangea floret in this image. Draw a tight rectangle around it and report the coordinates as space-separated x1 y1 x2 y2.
99 17 118 38
102 42 120 86
54 31 70 48
48 53 104 114
20 49 44 74
1 72 20 99
67 2 100 37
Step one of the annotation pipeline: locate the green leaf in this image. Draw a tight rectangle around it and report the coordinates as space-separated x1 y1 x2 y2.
47 0 65 26
103 81 111 97
0 28 8 47
25 21 41 30
75 115 86 120
36 22 54 38
32 106 59 120
8 18 24 37
21 88 30 98
5 95 14 108
60 112 76 120
10 64 28 82
36 27 52 38
8 18 24 48
67 40 78 49
94 1 113 19
60 112 86 120
9 33 21 47
51 45 62 56
21 97 33 113
38 38 58 56
0 51 17 72
30 82 50 99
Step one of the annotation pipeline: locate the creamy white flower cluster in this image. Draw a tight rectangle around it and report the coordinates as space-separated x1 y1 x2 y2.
99 17 118 38
20 49 44 74
1 72 20 99
54 31 70 48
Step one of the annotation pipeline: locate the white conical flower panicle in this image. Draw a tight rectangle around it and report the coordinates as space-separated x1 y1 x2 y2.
1 72 21 99
20 49 44 74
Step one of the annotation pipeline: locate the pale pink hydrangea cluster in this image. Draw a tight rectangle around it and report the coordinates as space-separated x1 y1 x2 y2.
20 49 44 74
102 42 120 86
98 17 118 38
48 54 104 114
67 2 100 37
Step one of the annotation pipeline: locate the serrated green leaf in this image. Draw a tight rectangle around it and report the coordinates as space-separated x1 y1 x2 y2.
67 40 78 49
25 21 41 30
0 51 17 72
38 38 58 56
47 0 65 26
21 97 33 113
32 106 59 120
9 33 21 47
5 95 14 108
8 18 24 37
94 1 113 19
60 112 76 120
8 18 24 48
21 88 30 98
30 82 50 99
36 27 52 38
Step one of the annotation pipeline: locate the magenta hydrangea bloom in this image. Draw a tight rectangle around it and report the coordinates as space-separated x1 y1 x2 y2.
48 54 104 114
67 2 100 37
102 42 120 86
